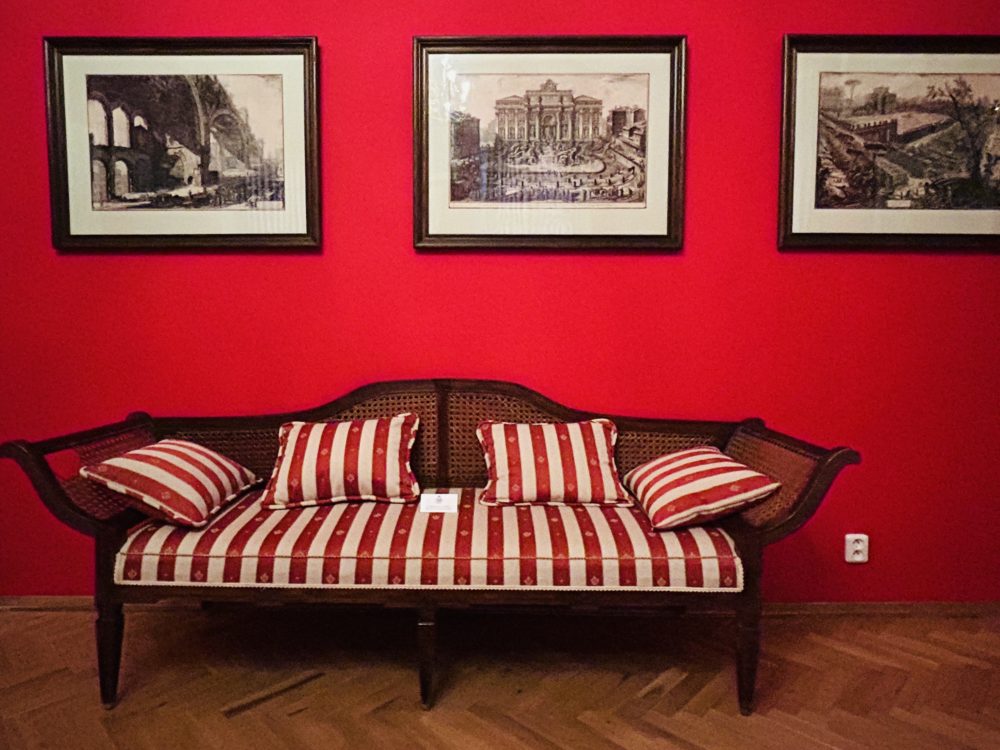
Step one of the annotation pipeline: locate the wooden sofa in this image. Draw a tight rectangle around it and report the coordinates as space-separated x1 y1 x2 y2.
0 379 859 713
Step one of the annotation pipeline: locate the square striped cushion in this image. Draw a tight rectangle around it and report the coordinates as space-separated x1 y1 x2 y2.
79 439 258 527
477 419 630 505
261 414 421 509
623 446 780 530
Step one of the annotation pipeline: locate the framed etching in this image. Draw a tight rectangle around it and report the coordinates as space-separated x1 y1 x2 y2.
780 35 1000 249
413 36 686 250
44 37 320 251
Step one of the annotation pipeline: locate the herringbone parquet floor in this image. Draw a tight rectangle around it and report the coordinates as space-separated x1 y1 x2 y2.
0 601 997 749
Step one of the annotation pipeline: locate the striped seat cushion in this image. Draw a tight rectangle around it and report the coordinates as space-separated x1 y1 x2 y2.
115 488 743 591
80 439 258 527
477 419 630 505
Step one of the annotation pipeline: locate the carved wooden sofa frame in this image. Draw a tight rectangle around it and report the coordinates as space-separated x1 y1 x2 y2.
0 379 859 714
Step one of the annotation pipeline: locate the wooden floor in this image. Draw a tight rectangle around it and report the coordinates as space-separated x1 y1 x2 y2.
1 600 998 750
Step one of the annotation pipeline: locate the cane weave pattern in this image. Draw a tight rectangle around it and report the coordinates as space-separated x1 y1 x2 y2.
328 392 439 487
165 428 279 480
446 391 566 486
726 430 819 528
57 426 156 520
166 392 441 489
616 430 728 476
31 385 836 534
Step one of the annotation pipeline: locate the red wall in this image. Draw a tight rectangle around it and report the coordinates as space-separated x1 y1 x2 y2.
2 1 999 601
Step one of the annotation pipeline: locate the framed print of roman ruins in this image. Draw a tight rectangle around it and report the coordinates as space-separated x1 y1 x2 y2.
779 35 1000 249
413 36 686 250
44 37 320 251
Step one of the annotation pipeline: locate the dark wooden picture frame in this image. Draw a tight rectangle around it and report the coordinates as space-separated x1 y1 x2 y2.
44 37 320 252
779 35 1000 250
413 36 686 250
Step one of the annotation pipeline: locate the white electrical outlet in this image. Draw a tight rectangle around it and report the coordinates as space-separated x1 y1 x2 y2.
845 533 869 563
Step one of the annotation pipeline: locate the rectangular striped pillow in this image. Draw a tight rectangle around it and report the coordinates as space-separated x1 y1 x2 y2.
623 446 780 530
80 439 258 527
261 414 421 509
477 419 630 505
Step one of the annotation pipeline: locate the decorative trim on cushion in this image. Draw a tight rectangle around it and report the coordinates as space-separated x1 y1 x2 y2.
80 439 258 527
476 419 630 506
624 446 781 530
262 414 420 509
114 488 743 591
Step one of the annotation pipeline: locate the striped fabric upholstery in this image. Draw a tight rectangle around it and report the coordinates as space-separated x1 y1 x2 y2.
624 446 781 530
80 439 258 527
114 488 743 591
477 419 630 505
262 414 420 509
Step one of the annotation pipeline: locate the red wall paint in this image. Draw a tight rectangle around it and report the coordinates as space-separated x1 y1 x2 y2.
2 1 999 601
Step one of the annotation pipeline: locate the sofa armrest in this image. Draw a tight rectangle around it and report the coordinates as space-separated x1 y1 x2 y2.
724 420 860 546
0 415 154 537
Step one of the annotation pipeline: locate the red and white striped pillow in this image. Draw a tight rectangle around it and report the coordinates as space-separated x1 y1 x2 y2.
262 414 421 509
80 439 258 527
623 446 780 530
477 419 630 505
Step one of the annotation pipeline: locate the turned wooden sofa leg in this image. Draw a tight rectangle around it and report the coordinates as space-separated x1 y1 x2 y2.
417 607 437 709
736 602 761 716
735 538 763 716
96 601 124 709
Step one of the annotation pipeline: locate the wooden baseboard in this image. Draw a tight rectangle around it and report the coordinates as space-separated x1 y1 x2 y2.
0 596 200 612
1 596 997 616
764 601 1000 617
0 596 92 611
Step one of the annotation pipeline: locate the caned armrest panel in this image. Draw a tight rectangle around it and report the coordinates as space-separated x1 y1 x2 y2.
726 424 860 543
0 416 155 535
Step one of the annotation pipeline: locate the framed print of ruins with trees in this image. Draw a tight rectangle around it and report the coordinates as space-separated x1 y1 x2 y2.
779 35 1000 249
44 37 320 251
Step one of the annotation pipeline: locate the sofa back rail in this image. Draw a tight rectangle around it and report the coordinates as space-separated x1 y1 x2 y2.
2 379 857 545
